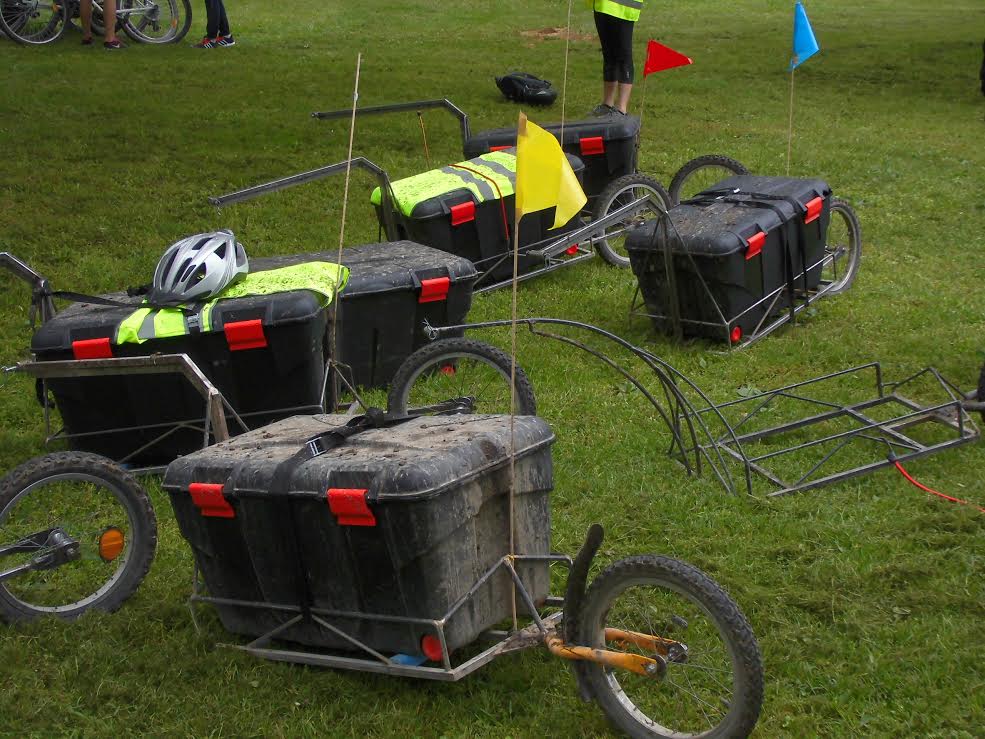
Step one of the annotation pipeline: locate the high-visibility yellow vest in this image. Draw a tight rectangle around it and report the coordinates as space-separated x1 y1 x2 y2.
593 0 643 23
116 261 348 345
370 150 518 217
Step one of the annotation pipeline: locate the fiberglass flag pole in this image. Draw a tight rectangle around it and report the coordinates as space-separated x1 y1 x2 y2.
787 2 820 175
639 40 693 135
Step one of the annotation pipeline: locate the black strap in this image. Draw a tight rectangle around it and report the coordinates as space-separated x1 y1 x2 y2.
47 288 198 315
266 408 421 621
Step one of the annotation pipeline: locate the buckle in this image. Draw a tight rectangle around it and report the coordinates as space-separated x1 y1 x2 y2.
306 436 326 458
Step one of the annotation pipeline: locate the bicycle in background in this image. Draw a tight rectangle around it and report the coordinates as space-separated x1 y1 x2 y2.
0 0 191 45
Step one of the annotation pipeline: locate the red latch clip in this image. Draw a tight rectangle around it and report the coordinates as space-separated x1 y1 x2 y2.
804 196 824 225
579 136 605 156
419 276 451 304
188 483 235 518
450 201 476 226
327 488 376 527
224 319 267 351
72 337 113 360
745 231 766 260
490 144 513 152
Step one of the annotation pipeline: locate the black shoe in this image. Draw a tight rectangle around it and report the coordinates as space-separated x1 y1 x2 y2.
103 39 126 50
590 103 614 116
216 34 236 47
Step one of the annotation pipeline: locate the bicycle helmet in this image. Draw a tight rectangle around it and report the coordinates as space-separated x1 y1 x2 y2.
148 230 248 305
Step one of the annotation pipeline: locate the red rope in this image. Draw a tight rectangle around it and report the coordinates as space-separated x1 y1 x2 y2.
893 460 985 514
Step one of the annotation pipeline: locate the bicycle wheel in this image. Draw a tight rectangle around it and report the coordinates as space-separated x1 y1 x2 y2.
578 555 763 738
0 0 68 45
0 452 157 622
592 174 672 268
668 155 750 206
386 338 537 417
820 198 862 295
121 0 190 43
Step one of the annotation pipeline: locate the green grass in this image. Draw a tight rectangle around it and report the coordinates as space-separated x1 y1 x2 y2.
2 0 985 735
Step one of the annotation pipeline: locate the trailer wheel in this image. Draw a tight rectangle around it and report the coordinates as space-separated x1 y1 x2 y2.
592 175 672 269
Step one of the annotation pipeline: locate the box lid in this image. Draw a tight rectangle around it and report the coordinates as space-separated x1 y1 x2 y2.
255 242 479 299
464 115 641 156
31 288 328 355
162 413 555 504
627 176 831 257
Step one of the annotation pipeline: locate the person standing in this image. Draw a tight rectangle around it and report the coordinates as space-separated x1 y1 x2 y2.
193 0 236 48
591 0 644 115
80 0 124 49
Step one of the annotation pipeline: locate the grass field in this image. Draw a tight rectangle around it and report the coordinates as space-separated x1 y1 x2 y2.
1 0 984 736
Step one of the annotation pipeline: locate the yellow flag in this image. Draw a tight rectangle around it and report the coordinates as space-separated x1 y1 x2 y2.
515 113 587 229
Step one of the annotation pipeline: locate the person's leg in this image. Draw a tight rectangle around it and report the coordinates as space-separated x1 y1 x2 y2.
203 0 219 39
217 0 230 37
103 0 117 43
80 0 92 40
611 18 636 113
595 12 620 109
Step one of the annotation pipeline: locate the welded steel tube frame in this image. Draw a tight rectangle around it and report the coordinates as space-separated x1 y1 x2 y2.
311 98 473 149
188 552 571 680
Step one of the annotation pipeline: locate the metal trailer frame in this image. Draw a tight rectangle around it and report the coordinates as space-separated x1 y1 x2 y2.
209 161 668 294
423 318 980 498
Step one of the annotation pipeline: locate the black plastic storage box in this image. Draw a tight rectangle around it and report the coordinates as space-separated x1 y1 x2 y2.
626 175 832 342
31 283 341 465
463 115 640 201
163 413 554 658
252 243 478 390
370 149 585 283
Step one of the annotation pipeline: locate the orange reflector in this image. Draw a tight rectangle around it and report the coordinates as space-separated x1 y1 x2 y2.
439 364 456 376
421 635 443 662
98 527 125 562
565 245 579 256
730 326 743 344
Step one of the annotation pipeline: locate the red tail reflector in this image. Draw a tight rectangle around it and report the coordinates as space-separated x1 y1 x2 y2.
189 483 235 518
730 326 743 344
490 144 513 152
327 488 376 527
72 337 112 360
421 634 443 662
450 201 476 226
565 245 579 256
224 319 267 351
580 136 605 156
419 276 451 303
804 196 824 224
745 231 766 260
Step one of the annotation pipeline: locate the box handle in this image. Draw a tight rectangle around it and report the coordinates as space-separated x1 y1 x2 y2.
450 200 476 226
580 136 605 156
745 231 766 260
327 488 376 527
419 276 450 303
189 483 235 518
804 196 824 225
72 337 113 360
224 319 267 351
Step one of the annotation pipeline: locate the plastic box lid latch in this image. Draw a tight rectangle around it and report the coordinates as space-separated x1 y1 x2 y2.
189 483 235 518
224 319 267 351
419 276 451 304
580 136 605 156
450 201 476 226
803 196 824 225
327 488 376 527
745 231 766 260
72 337 113 360
490 144 513 152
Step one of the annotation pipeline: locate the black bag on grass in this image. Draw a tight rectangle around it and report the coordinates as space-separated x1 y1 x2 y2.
495 72 557 106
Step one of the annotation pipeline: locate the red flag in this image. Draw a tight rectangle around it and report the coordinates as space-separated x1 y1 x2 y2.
643 40 693 76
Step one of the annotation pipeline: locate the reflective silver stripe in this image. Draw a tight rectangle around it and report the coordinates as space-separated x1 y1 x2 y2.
441 166 495 201
608 0 643 10
137 310 158 340
476 157 516 185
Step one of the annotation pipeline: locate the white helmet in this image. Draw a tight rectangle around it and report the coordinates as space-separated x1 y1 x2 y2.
148 230 248 305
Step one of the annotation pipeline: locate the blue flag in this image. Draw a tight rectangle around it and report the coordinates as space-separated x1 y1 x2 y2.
790 2 820 70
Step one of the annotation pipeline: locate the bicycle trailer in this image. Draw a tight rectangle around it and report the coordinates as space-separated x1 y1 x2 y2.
254 243 478 390
163 413 554 658
29 263 347 465
626 175 832 342
370 149 585 283
463 114 640 201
